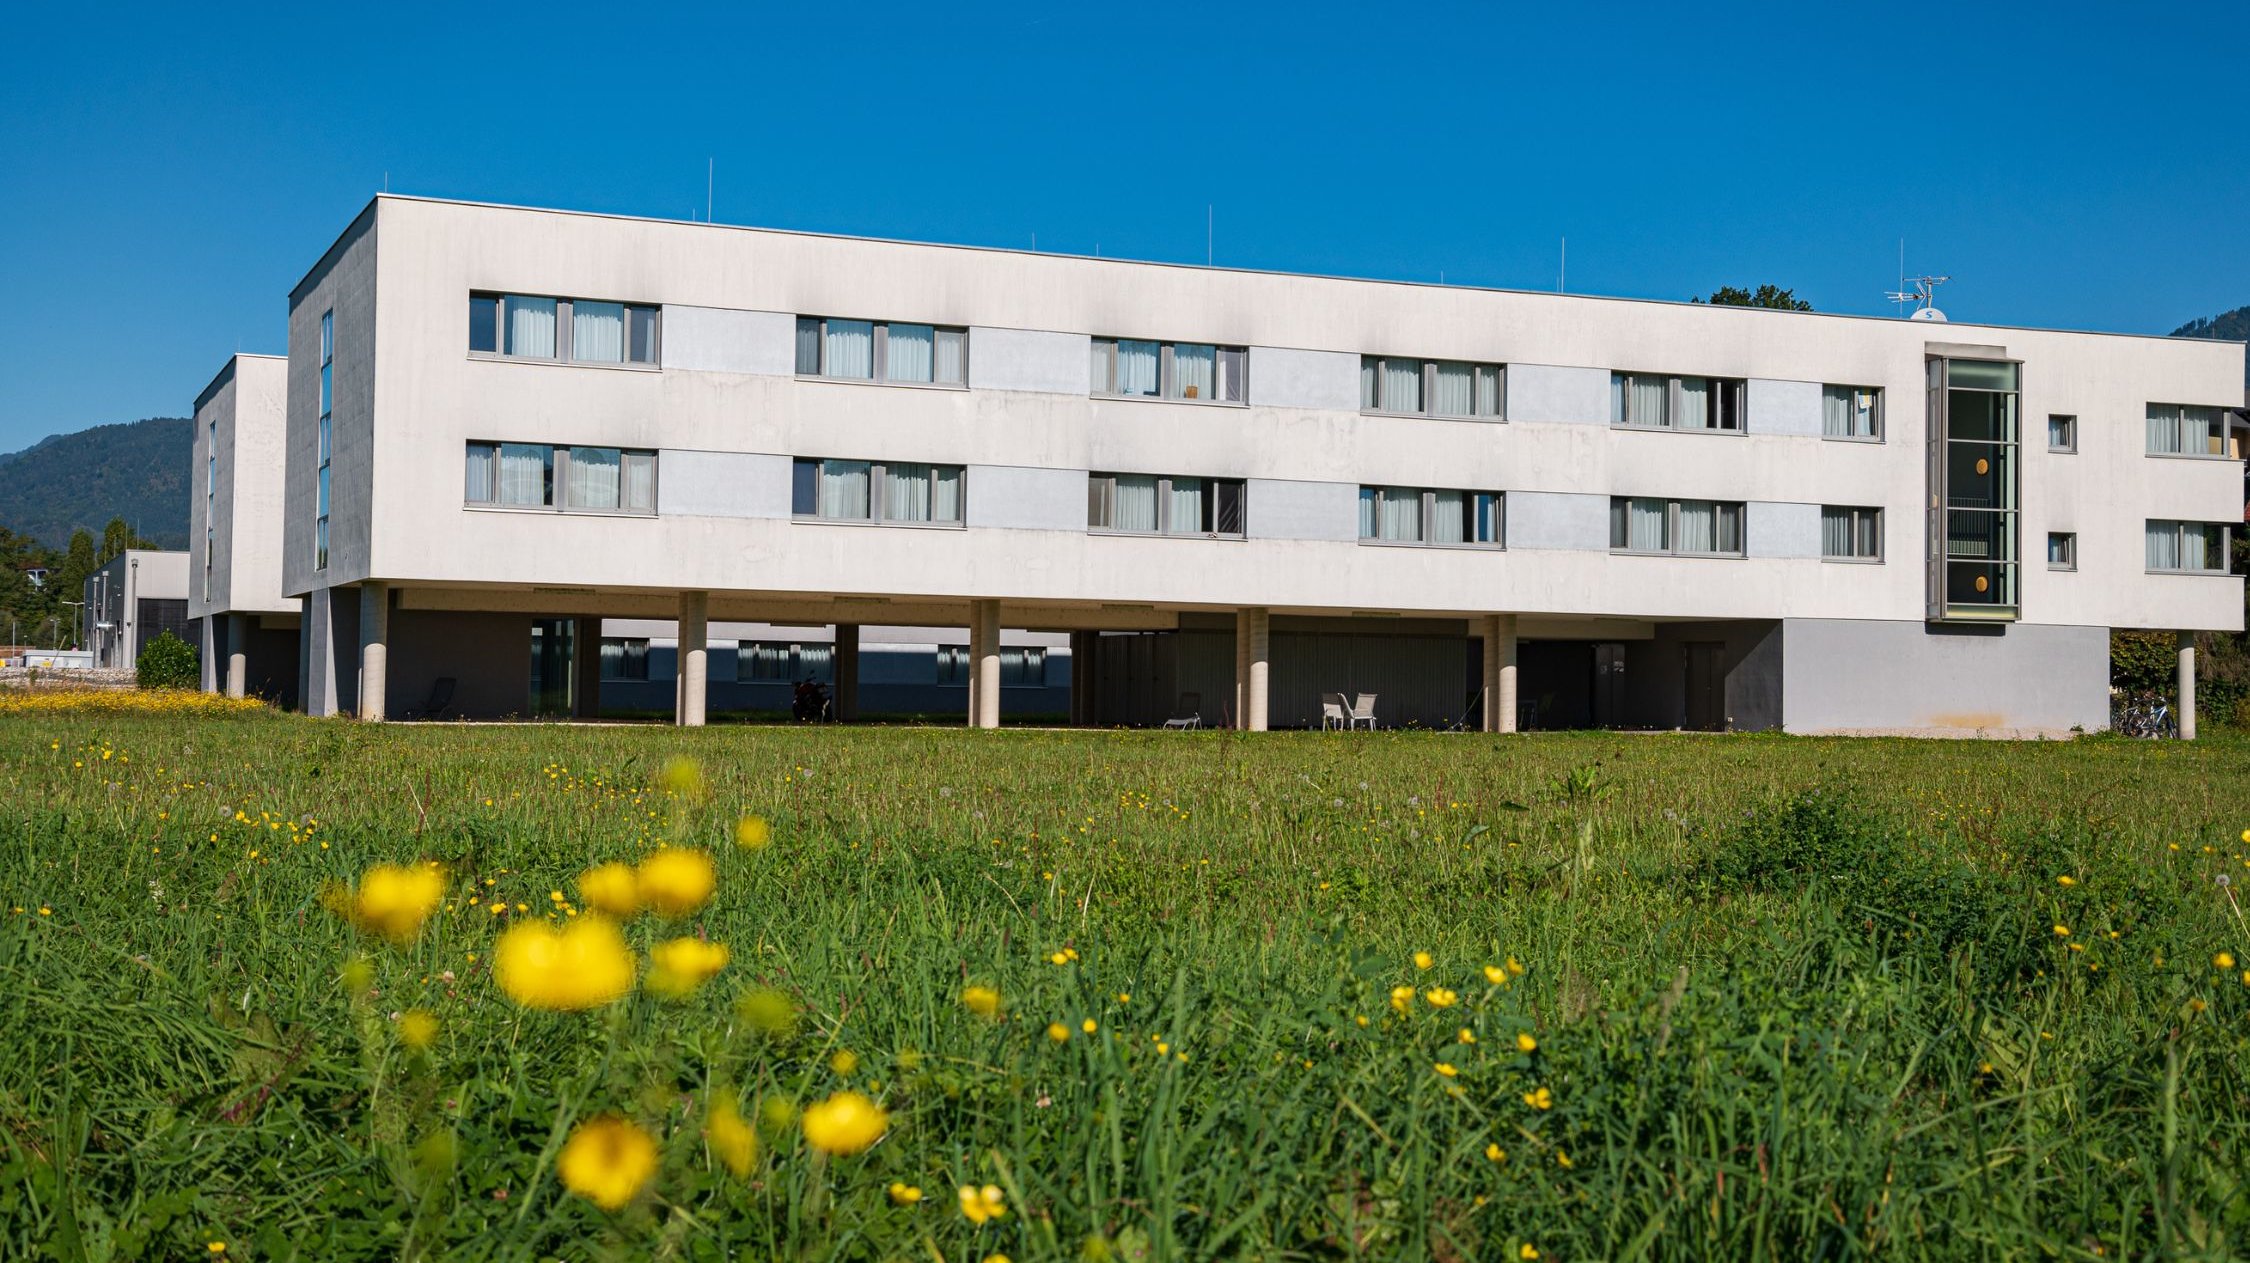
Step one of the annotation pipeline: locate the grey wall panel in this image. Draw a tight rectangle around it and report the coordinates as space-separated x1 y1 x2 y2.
966 465 1086 531
1506 364 1610 425
1747 501 1822 559
967 327 1088 396
1248 478 1358 542
1748 378 1823 437
1508 491 1610 551
1248 347 1359 412
1781 618 2109 736
659 450 793 518
1613 619 1783 731
387 607 529 719
661 307 797 376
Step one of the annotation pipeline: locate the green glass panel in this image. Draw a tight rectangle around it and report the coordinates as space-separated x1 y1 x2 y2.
1947 359 2018 390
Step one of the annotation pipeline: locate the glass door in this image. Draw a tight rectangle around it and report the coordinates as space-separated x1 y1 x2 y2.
529 618 575 718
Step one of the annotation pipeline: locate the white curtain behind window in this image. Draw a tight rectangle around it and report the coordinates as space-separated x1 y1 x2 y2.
1430 490 1466 542
622 452 657 512
824 321 874 379
573 302 624 363
2146 521 2179 570
1676 378 1709 430
1114 475 1158 532
1117 341 1159 395
1361 360 1379 410
1822 386 1852 437
1379 487 1422 541
818 459 870 519
886 324 935 382
497 444 550 506
2184 406 2220 455
935 328 966 384
1357 487 1377 537
2147 406 2181 454
1628 498 1668 551
1629 375 1667 426
1167 477 1205 533
1216 347 1246 401
931 465 962 522
464 444 494 503
796 318 822 374
567 447 622 510
1676 499 1716 552
1173 344 1215 399
1433 363 1473 416
1382 360 1422 413
506 297 556 358
1474 366 1501 416
884 463 933 521
1091 342 1114 394
1822 508 1851 557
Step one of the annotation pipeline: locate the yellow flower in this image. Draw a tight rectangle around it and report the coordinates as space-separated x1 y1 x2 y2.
888 1181 923 1204
2218 952 2238 970
1516 1031 1538 1053
647 937 731 999
987 1255 1013 1263
2056 875 2076 887
736 987 799 1037
340 957 374 997
1482 964 1508 985
962 985 1003 1019
1520 1244 1540 1260
1424 987 1458 1008
1555 1150 1574 1168
1458 1028 1476 1044
958 1183 1008 1225
1082 1019 1098 1034
1506 956 1525 977
398 1009 438 1049
707 1094 756 1177
658 756 706 799
1433 1062 1458 1077
830 1049 859 1075
1047 1022 1071 1043
801 1090 888 1155
637 849 716 918
207 1245 226 1255
1389 984 1415 1012
577 863 641 918
1049 951 1071 965
1413 951 1434 970
494 917 636 1011
340 863 444 943
558 1114 658 1210
1522 1086 1554 1110
734 815 772 850
2053 924 2071 937
1485 1142 1507 1163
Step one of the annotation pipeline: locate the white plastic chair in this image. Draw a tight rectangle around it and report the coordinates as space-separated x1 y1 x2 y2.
1161 692 1202 730
1348 693 1378 730
1320 693 1349 731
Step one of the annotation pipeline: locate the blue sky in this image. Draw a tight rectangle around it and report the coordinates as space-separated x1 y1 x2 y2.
2 1 2245 450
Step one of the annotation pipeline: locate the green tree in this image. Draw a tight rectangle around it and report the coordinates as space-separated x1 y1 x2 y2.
97 516 154 564
136 630 199 689
1696 284 1814 311
46 528 98 646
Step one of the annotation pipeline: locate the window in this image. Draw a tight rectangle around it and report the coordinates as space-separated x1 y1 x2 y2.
2047 532 2076 571
1359 357 1503 419
935 645 1046 686
1356 487 1505 547
2047 414 2076 453
1092 338 1245 402
2145 404 2226 457
1087 473 1245 536
1931 357 2021 620
469 292 658 365
1822 385 1882 439
1612 373 1746 432
464 443 657 513
740 641 834 683
599 637 650 681
316 310 332 569
795 317 966 385
1608 497 1745 556
791 458 964 524
1820 506 1882 561
2145 520 2230 573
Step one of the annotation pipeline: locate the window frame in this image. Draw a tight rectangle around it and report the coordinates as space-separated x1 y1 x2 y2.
468 292 661 369
462 441 660 516
2144 403 2230 459
2046 414 2077 454
1090 337 1248 405
1358 356 1505 421
2046 531 2077 571
1354 486 1506 550
315 309 332 570
599 637 651 681
1607 496 1747 557
1086 472 1247 538
794 316 970 389
1820 505 1884 563
789 457 968 527
1821 384 1884 442
2144 520 2231 574
1611 373 1747 434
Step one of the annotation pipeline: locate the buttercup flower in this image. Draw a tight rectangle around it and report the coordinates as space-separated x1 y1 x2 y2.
647 937 730 999
1413 951 1434 970
1522 1086 1554 1110
2217 952 2238 970
1433 1062 1458 1077
801 1090 888 1155
1424 987 1458 1008
707 1094 756 1177
830 1049 859 1075
398 1009 438 1049
494 917 636 1011
734 815 772 850
1047 1022 1071 1043
888 1181 923 1204
962 985 1003 1018
1516 1032 1538 1053
658 756 706 799
736 987 799 1037
339 863 444 943
558 1114 658 1210
577 863 641 918
958 1183 1008 1225
637 849 716 918
1483 964 1509 985
1485 1142 1507 1162
1389 985 1415 1012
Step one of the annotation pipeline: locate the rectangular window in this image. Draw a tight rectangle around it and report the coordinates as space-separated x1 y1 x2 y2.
1820 506 1883 560
1608 497 1744 556
1087 473 1246 537
2145 520 2230 573
791 458 964 524
1932 357 2021 620
740 641 835 684
469 292 658 365
1356 486 1505 547
2047 414 2076 453
2047 532 2076 571
1093 338 1248 403
1359 356 1504 419
463 443 656 514
2145 403 2226 457
1612 373 1746 431
795 316 967 385
599 637 650 681
1822 385 1882 439
316 310 332 569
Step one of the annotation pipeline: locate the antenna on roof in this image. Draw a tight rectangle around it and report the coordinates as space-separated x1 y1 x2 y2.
1558 236 1566 293
1886 274 1951 322
706 158 714 223
1207 204 1214 266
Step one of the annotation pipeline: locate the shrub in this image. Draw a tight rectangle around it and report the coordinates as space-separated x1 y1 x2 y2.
135 630 199 690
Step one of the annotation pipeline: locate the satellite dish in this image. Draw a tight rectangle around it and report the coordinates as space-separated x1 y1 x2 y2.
1887 274 1952 320
1909 307 1948 322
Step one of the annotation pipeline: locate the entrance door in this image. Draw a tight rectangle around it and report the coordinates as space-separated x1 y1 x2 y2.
530 618 576 718
1592 643 1627 727
1684 641 1725 731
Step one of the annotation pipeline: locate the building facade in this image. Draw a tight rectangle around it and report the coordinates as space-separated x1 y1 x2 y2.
269 195 2244 734
82 549 189 671
190 354 300 704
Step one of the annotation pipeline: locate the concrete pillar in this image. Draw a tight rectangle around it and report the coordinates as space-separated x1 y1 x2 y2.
357 581 389 722
2178 631 2197 741
1234 608 1270 731
1482 614 1519 733
970 599 1002 729
226 613 249 699
677 591 708 727
834 624 860 722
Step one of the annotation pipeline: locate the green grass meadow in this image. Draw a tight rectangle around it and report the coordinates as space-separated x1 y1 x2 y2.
3 711 2248 1261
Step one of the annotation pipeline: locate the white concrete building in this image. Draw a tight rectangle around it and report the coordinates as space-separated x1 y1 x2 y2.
265 195 2243 734
190 354 300 703
82 549 189 671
